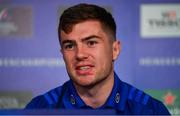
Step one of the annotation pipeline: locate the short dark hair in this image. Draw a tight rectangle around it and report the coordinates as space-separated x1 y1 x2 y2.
58 3 116 42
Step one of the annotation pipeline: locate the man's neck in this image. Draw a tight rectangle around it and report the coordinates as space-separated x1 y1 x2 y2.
74 72 114 108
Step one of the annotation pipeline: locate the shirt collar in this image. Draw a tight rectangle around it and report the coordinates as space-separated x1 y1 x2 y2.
62 80 86 109
101 72 128 112
115 72 129 111
63 72 128 111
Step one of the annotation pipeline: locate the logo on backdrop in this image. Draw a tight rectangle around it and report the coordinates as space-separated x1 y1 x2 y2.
140 4 180 38
149 10 179 28
0 6 32 37
163 92 176 106
146 90 180 115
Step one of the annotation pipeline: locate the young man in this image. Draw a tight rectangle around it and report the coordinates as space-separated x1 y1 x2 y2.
26 3 170 115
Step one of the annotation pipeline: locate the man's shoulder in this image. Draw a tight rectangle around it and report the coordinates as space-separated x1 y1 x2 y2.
121 81 170 114
123 82 151 105
25 81 70 109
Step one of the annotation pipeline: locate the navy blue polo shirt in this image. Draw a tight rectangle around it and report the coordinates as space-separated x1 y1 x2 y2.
25 73 170 115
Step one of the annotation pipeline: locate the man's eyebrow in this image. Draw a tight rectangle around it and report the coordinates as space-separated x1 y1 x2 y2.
61 40 75 45
81 35 101 42
61 35 101 45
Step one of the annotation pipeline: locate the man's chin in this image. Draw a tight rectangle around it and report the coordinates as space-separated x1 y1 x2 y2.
77 84 96 89
70 74 98 87
73 79 97 88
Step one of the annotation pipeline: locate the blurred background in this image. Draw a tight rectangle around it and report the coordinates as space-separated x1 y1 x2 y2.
0 0 179 115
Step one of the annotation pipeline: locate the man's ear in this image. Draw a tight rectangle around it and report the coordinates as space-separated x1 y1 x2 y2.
112 40 121 61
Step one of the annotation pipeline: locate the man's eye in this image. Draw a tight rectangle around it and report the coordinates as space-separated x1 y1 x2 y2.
63 43 75 50
87 41 97 47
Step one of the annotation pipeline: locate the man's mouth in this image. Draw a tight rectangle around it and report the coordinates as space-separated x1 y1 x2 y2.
75 65 94 75
79 66 91 70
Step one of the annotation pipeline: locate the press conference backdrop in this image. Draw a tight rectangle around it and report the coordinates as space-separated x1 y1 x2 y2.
0 0 179 115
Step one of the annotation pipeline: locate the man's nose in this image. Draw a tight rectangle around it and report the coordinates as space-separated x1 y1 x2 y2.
76 45 88 61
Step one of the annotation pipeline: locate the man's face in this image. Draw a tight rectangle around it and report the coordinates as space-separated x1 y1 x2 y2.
60 20 120 87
